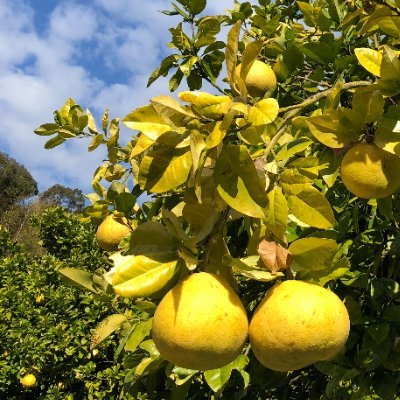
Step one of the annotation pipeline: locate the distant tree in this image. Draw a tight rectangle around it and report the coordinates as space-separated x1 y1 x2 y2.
0 152 38 210
39 184 85 212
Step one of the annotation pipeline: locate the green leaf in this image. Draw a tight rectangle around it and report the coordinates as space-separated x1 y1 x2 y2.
129 221 177 260
214 144 268 218
264 187 288 240
286 186 335 229
204 355 249 392
189 0 206 15
147 54 180 87
34 123 60 136
44 134 66 149
276 137 313 161
378 16 400 38
247 98 279 126
354 48 382 77
170 67 184 92
289 237 338 271
223 255 283 282
125 319 153 352
90 314 128 349
352 87 385 124
139 147 192 193
373 373 398 400
383 305 400 321
58 267 98 294
114 193 136 215
88 133 104 151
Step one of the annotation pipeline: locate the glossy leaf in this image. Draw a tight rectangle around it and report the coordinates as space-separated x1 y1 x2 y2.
90 314 129 349
123 105 177 140
289 237 337 271
286 186 335 229
139 147 192 193
264 187 288 240
354 48 382 77
125 319 153 352
59 267 98 294
214 144 268 218
247 99 279 126
111 257 182 299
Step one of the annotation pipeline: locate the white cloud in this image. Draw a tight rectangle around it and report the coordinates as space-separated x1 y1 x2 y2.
0 0 240 196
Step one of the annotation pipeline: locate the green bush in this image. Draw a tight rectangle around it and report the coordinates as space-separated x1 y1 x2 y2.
0 209 135 399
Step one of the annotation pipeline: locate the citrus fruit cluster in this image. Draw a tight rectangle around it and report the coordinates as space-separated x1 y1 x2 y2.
152 273 350 372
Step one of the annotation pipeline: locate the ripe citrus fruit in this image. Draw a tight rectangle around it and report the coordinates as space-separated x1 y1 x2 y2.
249 280 350 372
340 143 400 199
21 373 36 387
152 272 248 370
235 60 277 98
96 215 132 251
35 294 44 305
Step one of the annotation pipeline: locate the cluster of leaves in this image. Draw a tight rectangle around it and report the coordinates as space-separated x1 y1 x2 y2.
33 0 400 399
0 209 141 399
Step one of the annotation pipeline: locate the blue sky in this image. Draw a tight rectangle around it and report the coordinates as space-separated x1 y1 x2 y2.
0 0 235 195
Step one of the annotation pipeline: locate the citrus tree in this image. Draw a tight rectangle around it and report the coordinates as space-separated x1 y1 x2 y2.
34 1 400 398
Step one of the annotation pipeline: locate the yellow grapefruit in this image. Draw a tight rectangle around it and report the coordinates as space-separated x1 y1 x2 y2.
96 215 132 251
341 143 400 199
249 280 350 372
152 272 248 370
235 60 277 98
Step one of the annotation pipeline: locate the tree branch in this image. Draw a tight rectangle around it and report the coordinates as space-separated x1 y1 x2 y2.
265 80 371 158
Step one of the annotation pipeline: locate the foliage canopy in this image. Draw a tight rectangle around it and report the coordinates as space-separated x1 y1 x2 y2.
34 0 400 399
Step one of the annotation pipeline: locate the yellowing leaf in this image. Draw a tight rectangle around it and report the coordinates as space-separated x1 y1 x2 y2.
206 113 234 149
247 99 279 126
151 95 197 127
91 314 129 349
374 106 400 155
130 134 154 158
111 257 182 299
286 186 335 229
306 109 362 148
139 147 192 193
214 144 268 218
123 105 178 140
179 91 232 119
288 237 337 271
264 187 288 240
354 48 382 77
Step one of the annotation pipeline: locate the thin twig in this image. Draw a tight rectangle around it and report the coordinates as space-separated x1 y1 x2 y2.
265 80 371 158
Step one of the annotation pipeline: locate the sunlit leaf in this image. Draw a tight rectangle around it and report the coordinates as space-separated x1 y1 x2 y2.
354 48 382 77
214 144 268 218
139 147 192 193
91 314 129 349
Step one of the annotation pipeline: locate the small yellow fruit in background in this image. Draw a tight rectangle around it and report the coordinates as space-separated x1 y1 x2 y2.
21 373 36 387
341 143 400 199
35 294 45 305
152 272 248 371
96 215 132 251
235 60 277 98
249 280 350 372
